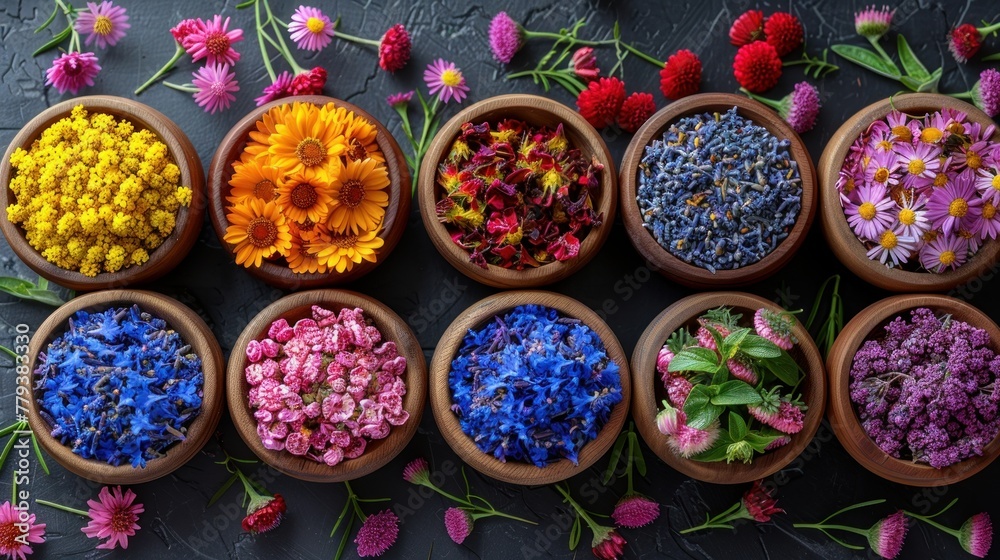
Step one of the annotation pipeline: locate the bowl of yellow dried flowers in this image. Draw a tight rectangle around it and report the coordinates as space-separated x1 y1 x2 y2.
208 96 411 290
1 96 205 291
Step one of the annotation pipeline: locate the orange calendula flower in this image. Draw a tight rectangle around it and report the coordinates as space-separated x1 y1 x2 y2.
227 158 284 204
287 226 329 274
277 167 336 225
324 104 384 164
268 102 346 178
243 104 291 161
312 227 384 273
224 198 293 267
327 158 390 234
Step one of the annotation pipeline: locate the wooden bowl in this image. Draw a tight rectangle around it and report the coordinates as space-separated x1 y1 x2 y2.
0 96 205 292
631 292 826 484
227 290 426 482
417 94 617 288
25 290 223 484
817 93 1000 292
429 290 631 485
827 294 1000 486
619 93 817 288
208 96 410 290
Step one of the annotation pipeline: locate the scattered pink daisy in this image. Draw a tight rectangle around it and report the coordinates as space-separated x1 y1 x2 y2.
845 183 896 240
0 501 45 560
192 63 239 114
489 11 523 64
925 174 982 233
424 59 470 104
867 511 907 559
895 141 941 190
387 91 414 108
355 510 399 557
45 51 101 94
288 6 335 52
855 5 894 40
867 227 917 267
185 14 243 66
255 71 293 106
74 1 129 49
82 486 144 550
612 493 660 529
444 507 474 544
959 512 992 558
919 233 968 272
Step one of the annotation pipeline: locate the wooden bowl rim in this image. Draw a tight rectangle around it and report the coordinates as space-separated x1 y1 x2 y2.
618 92 818 288
417 93 618 289
25 289 224 484
826 294 1000 486
630 291 826 484
817 93 1000 292
429 290 631 485
226 289 427 482
207 95 411 290
0 95 205 291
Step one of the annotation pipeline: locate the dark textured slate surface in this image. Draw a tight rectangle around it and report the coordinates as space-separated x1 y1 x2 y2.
1 0 998 558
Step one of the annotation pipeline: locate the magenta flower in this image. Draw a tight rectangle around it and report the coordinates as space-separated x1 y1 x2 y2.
45 51 101 95
666 420 720 458
185 14 243 66
971 68 1000 118
82 486 144 550
74 1 129 49
378 24 411 72
489 11 523 64
170 18 203 49
865 149 900 188
727 356 759 384
571 47 600 80
977 166 1000 205
868 511 907 559
926 175 982 233
845 183 896 240
255 71 293 106
0 501 45 560
192 63 238 114
655 401 683 435
402 457 430 484
855 5 894 39
978 200 1000 240
919 233 968 272
783 82 821 133
611 493 660 529
444 507 474 544
288 6 335 51
895 141 941 190
960 513 993 558
355 510 399 557
754 308 796 350
424 59 470 104
387 91 414 108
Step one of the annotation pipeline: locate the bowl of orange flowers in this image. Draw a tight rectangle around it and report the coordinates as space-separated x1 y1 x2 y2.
208 96 411 289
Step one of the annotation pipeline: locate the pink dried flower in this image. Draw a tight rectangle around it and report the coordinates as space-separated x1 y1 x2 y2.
571 47 600 80
753 308 796 350
855 5 894 40
192 63 239 114
970 68 1000 118
75 1 129 49
771 401 805 434
488 11 523 64
612 493 660 529
655 346 674 376
667 420 720 458
960 513 993 558
867 511 907 559
656 400 684 435
170 18 202 48
727 356 759 385
288 6 335 51
82 486 144 550
402 457 430 484
592 528 627 560
444 507 474 544
785 82 821 133
764 434 792 451
185 14 243 66
378 24 411 72
45 51 101 95
0 501 45 560
742 480 784 522
355 510 399 557
665 375 693 406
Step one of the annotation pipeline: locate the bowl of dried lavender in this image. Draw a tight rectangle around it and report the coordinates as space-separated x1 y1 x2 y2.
24 289 224 484
429 291 630 484
827 294 1000 486
619 93 817 288
418 94 617 288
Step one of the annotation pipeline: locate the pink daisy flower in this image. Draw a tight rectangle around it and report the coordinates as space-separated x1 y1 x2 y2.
612 493 660 529
255 71 293 106
867 127 896 154
667 421 720 458
45 51 101 94
976 165 1000 205
978 199 1000 240
836 162 865 203
867 511 907 559
192 63 238 114
355 510 399 557
867 227 917 267
0 501 45 560
288 6 335 52
919 233 968 273
185 15 243 66
926 173 982 233
895 142 941 190
917 111 952 145
74 1 129 49
845 183 895 240
886 110 916 143
955 135 995 172
894 191 930 240
424 59 470 104
865 148 901 188
959 512 992 558
82 486 144 550
444 507 474 544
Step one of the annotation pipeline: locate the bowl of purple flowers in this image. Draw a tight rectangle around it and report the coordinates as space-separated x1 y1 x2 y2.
24 289 224 484
429 290 630 485
827 294 1000 486
818 93 1000 292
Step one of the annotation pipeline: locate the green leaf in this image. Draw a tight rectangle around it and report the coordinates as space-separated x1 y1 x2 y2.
984 53 1000 61
764 350 801 386
0 277 66 306
568 514 581 550
711 363 730 386
602 430 628 485
30 432 49 475
739 335 782 359
35 5 59 33
711 380 763 406
745 432 783 453
683 385 724 429
690 431 735 462
728 412 748 441
918 67 942 93
32 25 71 57
722 328 751 359
629 432 647 476
668 347 720 374
899 75 924 92
831 44 901 79
207 473 239 507
896 34 931 81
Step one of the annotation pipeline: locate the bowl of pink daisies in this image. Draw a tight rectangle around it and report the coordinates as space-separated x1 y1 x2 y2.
818 93 1000 292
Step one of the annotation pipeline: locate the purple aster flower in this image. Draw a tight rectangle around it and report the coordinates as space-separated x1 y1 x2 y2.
867 227 917 267
976 165 1000 205
783 82 821 133
977 199 1000 239
74 1 130 49
865 148 901 188
895 141 941 190
386 91 414 108
919 233 968 273
254 71 293 106
424 59 470 104
192 63 238 114
894 191 929 240
488 12 523 64
855 5 894 40
845 183 895 240
288 6 335 52
926 173 982 233
45 51 101 94
971 68 1000 117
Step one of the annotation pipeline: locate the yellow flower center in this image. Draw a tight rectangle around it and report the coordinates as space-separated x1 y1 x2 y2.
844 177 856 193
206 31 230 56
440 69 463 87
920 127 943 143
876 139 893 152
94 15 113 36
892 125 912 142
295 138 326 167
858 202 877 220
947 122 966 135
985 203 997 220
899 208 916 225
339 179 365 208
248 217 278 247
949 198 969 218
306 17 326 34
907 159 926 175
939 250 956 265
934 173 949 187
879 230 898 249
347 138 368 161
967 151 982 169
254 179 276 201
332 233 358 249
874 168 889 183
290 183 319 209
993 175 1000 190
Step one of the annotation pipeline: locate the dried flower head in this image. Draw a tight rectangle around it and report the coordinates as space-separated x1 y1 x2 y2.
867 511 907 559
742 480 783 522
591 527 627 560
379 24 412 72
659 49 701 99
402 457 430 484
950 23 984 63
355 510 399 557
618 92 656 133
971 68 1000 118
783 81 822 133
764 12 804 56
242 494 286 534
489 11 523 64
612 493 660 529
855 5 894 40
729 10 765 46
577 76 626 128
733 41 782 93
444 507 475 544
960 513 993 558
571 47 600 80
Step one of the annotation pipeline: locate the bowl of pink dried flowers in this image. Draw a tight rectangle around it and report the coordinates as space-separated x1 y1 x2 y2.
631 292 826 484
818 93 1000 292
418 94 617 288
227 289 426 482
828 294 1000 486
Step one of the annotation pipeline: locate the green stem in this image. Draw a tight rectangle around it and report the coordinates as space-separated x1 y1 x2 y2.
903 513 960 538
625 436 635 495
343 481 368 522
554 485 601 533
135 43 185 95
793 523 869 537
522 29 615 46
818 499 886 524
951 91 973 100
977 21 1000 36
867 36 895 68
336 31 380 47
235 468 265 502
163 81 197 93
36 499 89 517
679 501 750 534
255 0 277 81
263 0 305 74
739 88 783 111
620 42 665 68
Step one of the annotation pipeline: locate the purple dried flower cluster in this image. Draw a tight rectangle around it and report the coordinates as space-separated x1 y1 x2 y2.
849 308 1000 468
